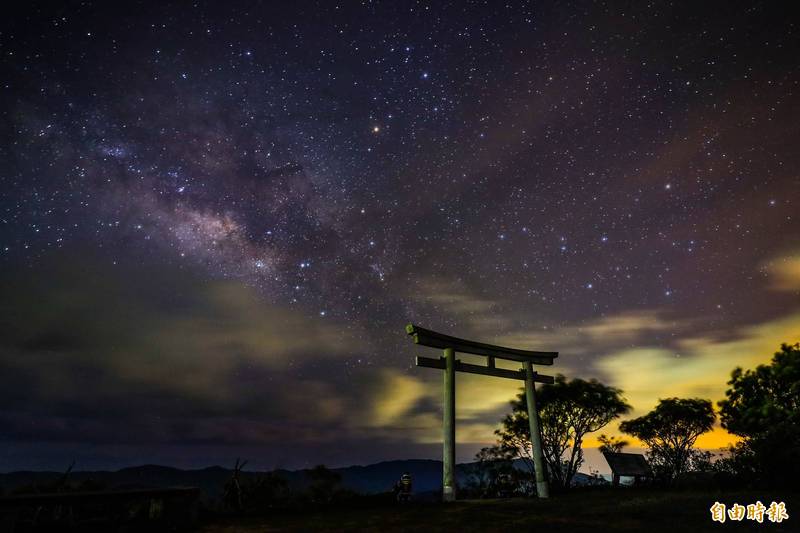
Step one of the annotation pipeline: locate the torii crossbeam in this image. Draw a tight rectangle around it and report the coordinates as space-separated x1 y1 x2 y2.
406 324 557 501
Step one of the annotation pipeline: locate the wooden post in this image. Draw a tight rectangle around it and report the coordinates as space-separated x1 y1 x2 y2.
442 347 456 502
524 361 550 498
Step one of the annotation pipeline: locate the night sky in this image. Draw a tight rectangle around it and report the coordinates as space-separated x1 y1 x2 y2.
1 1 798 473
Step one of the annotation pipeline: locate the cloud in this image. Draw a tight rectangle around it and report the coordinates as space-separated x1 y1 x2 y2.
495 309 688 365
762 251 800 292
367 371 429 426
595 311 800 448
354 363 525 448
3 252 797 468
0 254 365 446
581 311 681 343
412 276 690 360
411 278 513 334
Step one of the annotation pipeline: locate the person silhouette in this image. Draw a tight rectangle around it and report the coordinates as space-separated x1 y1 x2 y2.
395 472 413 502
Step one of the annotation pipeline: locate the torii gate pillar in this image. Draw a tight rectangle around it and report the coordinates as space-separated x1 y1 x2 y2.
524 361 550 498
442 347 456 501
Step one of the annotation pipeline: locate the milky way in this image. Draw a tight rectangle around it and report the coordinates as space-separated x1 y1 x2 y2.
1 2 798 471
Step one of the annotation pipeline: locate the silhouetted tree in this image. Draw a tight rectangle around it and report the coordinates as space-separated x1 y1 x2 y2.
243 471 290 510
222 458 248 511
619 398 714 482
484 376 631 489
718 342 800 487
597 434 628 454
483 403 537 486
466 447 521 498
307 464 342 503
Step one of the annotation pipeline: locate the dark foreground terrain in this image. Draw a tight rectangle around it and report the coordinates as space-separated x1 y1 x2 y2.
200 488 798 532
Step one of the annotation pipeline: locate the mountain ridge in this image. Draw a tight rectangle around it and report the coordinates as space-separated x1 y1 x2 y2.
0 458 603 499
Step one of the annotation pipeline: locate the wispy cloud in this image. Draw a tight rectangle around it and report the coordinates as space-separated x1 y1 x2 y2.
762 251 800 292
411 278 514 334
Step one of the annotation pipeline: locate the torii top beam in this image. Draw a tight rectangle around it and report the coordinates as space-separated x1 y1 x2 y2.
405 324 558 365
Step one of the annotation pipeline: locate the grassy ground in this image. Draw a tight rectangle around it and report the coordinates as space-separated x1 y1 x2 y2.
199 488 798 532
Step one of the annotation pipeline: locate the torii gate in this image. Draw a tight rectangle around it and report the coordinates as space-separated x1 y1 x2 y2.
406 324 557 501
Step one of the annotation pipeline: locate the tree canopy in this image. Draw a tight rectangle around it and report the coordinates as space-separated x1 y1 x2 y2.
484 375 630 489
718 342 800 486
619 397 715 482
597 434 629 455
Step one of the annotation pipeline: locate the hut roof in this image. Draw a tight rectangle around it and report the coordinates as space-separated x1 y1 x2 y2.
602 452 652 477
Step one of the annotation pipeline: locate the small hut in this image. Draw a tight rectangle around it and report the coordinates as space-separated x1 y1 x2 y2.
602 452 652 486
